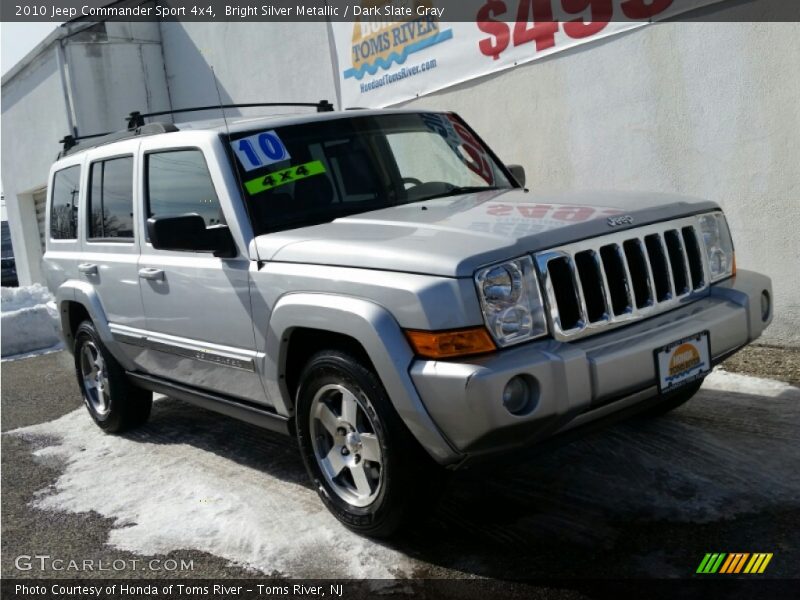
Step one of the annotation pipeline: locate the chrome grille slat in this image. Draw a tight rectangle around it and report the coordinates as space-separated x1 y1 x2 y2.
591 250 613 322
614 243 636 314
656 234 676 299
576 250 610 323
677 231 693 297
634 238 656 309
664 229 691 297
535 216 711 342
568 255 590 330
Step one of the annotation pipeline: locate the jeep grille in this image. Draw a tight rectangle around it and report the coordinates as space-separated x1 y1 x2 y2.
535 216 710 341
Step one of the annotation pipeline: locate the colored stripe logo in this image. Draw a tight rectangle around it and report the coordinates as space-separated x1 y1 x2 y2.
244 160 327 196
697 553 773 574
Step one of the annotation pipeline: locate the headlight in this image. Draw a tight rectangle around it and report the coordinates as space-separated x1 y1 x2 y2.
474 256 548 347
698 212 735 282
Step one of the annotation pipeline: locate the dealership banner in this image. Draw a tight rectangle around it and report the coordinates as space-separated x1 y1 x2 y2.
332 0 728 107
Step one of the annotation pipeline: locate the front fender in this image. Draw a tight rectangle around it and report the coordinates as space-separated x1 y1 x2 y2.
265 292 460 465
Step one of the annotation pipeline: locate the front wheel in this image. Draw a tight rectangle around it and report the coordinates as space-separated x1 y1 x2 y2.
295 350 440 537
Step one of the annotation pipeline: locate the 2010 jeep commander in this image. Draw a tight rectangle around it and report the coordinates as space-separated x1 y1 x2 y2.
44 106 772 536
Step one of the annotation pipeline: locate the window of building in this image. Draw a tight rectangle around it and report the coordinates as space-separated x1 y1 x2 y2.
146 150 222 229
50 165 81 240
87 156 134 240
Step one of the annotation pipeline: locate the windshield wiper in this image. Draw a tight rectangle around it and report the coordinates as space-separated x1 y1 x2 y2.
414 186 505 203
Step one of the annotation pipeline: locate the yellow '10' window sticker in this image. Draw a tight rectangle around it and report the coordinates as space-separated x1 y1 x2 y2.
244 160 326 196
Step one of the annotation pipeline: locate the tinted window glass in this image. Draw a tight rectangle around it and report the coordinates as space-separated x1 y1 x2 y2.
1 221 13 258
50 165 81 239
147 150 222 227
88 157 134 239
228 113 512 234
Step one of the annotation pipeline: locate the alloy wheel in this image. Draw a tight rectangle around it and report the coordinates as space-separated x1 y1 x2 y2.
310 383 383 507
80 341 110 416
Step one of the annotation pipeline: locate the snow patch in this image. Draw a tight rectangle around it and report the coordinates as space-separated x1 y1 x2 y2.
6 369 799 575
9 399 418 578
1 284 54 312
704 368 799 398
1 284 62 358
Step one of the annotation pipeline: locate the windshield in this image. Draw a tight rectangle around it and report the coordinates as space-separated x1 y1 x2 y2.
227 113 514 234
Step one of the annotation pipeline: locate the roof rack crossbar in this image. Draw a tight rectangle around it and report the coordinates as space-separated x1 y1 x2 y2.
59 131 114 152
126 100 334 129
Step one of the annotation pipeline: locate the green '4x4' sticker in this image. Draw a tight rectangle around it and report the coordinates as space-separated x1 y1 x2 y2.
244 160 326 196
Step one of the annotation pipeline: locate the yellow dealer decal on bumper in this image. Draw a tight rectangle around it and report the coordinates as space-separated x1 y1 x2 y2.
655 331 712 393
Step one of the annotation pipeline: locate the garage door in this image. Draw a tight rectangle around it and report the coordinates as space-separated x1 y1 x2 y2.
33 188 47 252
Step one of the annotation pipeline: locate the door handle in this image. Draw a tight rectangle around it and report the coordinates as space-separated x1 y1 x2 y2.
78 263 98 275
138 267 165 281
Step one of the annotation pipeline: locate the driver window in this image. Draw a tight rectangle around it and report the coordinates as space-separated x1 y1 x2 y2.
146 150 223 227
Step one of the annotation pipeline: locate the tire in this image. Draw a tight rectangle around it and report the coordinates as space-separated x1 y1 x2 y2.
73 320 152 433
637 379 705 418
295 349 441 537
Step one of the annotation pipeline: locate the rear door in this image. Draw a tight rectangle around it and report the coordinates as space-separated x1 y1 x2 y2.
80 143 147 355
133 135 265 404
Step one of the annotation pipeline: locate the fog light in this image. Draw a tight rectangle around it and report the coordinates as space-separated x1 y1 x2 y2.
502 376 531 415
761 290 771 322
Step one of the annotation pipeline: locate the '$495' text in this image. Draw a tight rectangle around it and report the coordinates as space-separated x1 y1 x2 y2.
477 0 675 60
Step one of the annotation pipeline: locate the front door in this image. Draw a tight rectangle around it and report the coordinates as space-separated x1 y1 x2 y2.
134 147 265 403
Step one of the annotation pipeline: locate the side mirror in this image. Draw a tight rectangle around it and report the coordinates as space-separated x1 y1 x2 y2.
147 214 237 258
508 164 526 188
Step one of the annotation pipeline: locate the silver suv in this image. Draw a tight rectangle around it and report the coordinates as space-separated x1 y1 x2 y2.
44 106 772 536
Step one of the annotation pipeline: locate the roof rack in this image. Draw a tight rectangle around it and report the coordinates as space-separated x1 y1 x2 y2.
58 123 178 157
126 100 335 129
58 100 335 156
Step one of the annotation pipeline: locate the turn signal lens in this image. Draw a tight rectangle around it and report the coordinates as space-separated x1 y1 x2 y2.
406 327 496 359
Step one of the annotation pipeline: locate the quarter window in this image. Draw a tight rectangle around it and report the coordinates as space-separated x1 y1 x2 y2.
88 157 134 240
146 150 222 227
50 165 81 240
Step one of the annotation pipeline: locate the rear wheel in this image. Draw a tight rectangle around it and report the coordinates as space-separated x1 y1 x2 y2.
295 349 441 537
638 379 705 418
74 320 152 432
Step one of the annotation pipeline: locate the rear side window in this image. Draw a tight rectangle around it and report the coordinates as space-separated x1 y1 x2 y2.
146 150 222 227
50 165 81 240
88 157 134 240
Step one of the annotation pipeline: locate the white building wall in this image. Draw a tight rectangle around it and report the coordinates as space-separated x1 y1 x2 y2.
159 22 337 118
64 22 171 131
1 48 70 285
401 22 800 347
1 21 172 286
3 16 797 346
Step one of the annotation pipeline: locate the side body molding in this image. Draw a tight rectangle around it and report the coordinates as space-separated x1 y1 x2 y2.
263 293 461 465
54 280 137 371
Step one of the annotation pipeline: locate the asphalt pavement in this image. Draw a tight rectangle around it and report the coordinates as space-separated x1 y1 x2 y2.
2 346 799 583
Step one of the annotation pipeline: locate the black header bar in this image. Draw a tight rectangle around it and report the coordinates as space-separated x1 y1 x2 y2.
2 0 798 22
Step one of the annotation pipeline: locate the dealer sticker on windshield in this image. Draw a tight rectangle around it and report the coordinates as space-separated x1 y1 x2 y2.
231 130 291 171
244 160 327 195
655 331 711 393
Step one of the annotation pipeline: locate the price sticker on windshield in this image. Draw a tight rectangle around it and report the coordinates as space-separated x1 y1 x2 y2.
231 130 291 171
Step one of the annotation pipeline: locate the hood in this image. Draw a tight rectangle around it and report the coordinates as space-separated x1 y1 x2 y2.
254 189 717 278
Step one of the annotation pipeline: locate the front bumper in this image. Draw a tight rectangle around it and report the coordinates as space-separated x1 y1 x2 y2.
411 270 772 459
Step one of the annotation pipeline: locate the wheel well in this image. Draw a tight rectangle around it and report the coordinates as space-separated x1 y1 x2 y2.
283 328 374 402
64 301 91 348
